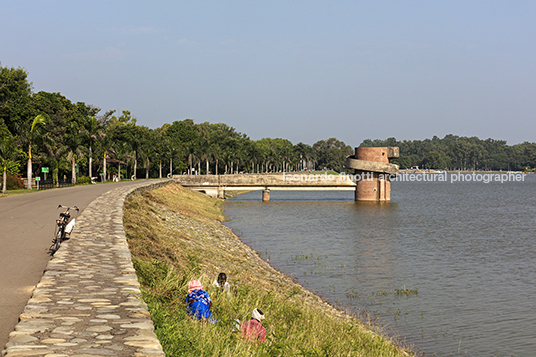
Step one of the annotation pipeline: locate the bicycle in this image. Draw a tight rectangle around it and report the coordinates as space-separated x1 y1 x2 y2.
49 205 79 255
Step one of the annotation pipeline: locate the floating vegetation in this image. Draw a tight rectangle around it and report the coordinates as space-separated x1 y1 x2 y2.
345 286 360 300
394 309 408 316
394 286 418 296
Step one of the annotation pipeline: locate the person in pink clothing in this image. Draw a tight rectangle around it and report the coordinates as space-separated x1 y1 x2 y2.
185 280 214 322
241 308 266 342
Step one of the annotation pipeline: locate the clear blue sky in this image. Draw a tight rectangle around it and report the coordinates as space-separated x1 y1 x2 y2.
2 1 535 146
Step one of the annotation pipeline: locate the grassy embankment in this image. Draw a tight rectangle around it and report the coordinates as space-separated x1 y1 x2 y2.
124 183 412 357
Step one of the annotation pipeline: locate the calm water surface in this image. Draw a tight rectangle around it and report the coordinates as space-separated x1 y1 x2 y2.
223 174 536 356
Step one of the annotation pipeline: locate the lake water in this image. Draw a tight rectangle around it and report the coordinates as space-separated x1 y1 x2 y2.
223 173 536 356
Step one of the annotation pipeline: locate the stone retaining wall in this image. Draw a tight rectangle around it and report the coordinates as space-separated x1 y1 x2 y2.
2 180 171 357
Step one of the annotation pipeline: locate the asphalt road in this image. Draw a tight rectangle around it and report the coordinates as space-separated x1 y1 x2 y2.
0 180 148 350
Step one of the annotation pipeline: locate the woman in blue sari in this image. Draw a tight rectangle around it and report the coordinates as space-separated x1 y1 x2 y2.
185 280 214 321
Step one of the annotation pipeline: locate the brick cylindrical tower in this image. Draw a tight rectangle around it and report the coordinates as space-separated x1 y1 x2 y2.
355 147 391 201
346 147 399 202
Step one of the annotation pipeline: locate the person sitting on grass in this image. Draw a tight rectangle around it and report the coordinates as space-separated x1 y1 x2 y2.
213 272 231 295
185 280 215 322
241 308 266 342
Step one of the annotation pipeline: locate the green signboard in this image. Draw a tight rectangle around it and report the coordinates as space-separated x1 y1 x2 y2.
35 177 41 181
41 167 49 173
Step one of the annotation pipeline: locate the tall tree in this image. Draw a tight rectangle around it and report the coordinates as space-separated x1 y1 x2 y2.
43 140 69 187
137 126 155 179
164 120 199 174
81 116 103 179
293 142 317 171
0 65 33 136
313 138 353 172
65 120 84 184
0 121 21 193
77 103 102 179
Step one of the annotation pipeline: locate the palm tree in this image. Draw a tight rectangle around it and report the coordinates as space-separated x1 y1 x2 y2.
82 116 104 180
65 121 84 184
153 129 167 178
139 127 155 179
95 128 113 182
209 144 221 175
44 142 69 187
26 114 47 189
193 139 209 175
117 124 142 179
169 148 176 177
110 141 132 181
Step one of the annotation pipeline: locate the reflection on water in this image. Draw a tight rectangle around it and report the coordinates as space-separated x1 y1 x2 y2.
223 175 536 356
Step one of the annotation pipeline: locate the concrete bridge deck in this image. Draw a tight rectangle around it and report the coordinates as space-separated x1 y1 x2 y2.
1 180 169 357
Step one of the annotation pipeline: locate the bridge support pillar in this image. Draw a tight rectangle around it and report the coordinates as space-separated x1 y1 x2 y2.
262 189 270 202
346 147 399 202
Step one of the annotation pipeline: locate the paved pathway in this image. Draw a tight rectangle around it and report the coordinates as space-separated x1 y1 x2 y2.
1 181 143 348
1 180 169 356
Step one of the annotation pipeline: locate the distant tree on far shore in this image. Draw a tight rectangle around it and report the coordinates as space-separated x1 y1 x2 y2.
313 138 353 172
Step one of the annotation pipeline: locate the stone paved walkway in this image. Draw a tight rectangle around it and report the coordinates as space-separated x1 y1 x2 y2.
2 180 170 357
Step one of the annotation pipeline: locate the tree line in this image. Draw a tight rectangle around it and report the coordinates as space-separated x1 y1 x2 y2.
361 135 536 171
2 64 534 193
0 65 354 193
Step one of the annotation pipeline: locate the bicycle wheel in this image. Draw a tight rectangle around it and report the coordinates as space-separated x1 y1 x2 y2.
61 224 68 241
52 225 63 252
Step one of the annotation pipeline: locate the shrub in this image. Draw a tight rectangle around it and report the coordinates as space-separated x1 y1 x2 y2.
6 173 24 190
76 176 92 185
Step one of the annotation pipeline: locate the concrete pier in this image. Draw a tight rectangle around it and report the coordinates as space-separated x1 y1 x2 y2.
262 189 270 202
